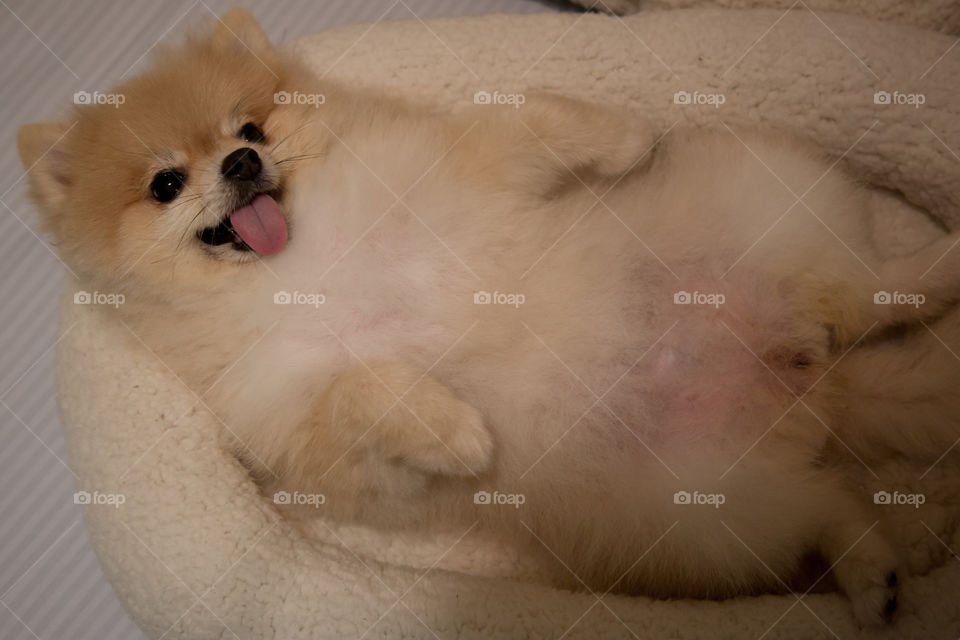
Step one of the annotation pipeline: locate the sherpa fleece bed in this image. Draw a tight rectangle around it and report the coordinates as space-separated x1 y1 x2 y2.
60 7 960 639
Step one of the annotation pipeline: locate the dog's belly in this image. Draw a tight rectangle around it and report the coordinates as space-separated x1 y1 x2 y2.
444 260 829 505
605 320 802 450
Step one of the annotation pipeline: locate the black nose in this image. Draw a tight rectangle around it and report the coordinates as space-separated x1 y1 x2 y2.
221 147 262 181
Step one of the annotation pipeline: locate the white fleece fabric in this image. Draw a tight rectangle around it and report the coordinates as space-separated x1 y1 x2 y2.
61 9 960 640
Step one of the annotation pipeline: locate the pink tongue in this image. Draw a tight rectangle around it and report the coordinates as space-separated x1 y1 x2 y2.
229 194 288 255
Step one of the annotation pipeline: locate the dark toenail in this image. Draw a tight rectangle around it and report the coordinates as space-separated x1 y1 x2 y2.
886 572 897 587
884 596 897 617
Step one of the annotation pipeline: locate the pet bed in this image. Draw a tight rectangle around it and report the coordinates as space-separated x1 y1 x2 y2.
60 7 960 639
573 0 960 35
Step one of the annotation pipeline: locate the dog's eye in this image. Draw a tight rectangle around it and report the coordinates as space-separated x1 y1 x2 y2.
238 122 265 144
150 170 185 203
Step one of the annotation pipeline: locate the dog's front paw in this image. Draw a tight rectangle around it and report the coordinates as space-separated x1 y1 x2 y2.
833 535 900 627
592 122 658 177
397 394 493 477
324 362 495 479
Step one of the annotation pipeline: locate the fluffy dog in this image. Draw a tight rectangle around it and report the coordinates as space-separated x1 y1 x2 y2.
19 8 960 626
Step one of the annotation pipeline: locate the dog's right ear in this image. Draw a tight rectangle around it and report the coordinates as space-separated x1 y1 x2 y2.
211 8 272 55
17 121 73 214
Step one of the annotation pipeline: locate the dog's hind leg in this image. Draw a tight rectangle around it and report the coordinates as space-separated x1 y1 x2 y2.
829 308 960 460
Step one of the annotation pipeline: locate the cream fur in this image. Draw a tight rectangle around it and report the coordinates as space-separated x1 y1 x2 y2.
18 8 960 629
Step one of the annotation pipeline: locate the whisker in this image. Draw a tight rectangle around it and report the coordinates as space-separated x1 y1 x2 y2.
270 122 313 155
166 195 202 211
176 205 207 253
275 153 325 165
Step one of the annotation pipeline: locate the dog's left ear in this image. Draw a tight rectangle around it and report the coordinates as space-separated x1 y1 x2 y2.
212 8 272 54
17 121 74 216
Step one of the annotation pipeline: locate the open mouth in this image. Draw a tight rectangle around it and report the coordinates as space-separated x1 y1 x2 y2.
198 191 288 256
198 216 248 250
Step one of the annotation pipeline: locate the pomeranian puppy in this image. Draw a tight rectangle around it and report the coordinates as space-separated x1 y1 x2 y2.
19 8 960 627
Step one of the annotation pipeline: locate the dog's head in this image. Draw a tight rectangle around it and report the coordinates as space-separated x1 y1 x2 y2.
17 9 323 290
